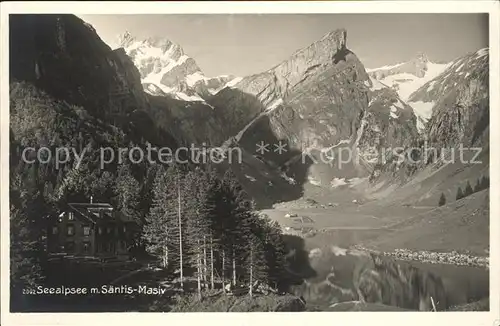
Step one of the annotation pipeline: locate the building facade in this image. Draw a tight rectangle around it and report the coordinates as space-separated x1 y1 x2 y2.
47 202 139 258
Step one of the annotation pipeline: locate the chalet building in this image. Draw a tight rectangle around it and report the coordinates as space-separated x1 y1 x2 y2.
47 200 139 258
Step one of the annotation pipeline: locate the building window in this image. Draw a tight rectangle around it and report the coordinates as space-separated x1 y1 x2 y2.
52 226 58 235
67 225 74 236
68 212 74 221
98 227 103 235
123 225 127 233
107 227 112 234
83 226 91 236
83 242 91 253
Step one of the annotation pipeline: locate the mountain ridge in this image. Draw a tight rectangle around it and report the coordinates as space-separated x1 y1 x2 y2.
116 31 238 102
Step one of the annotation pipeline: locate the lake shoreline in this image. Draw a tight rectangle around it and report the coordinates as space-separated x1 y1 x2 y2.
354 246 489 269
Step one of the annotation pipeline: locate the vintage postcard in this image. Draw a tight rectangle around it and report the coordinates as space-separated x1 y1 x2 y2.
1 1 499 326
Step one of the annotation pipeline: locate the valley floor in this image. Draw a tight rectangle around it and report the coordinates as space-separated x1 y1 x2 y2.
260 188 489 258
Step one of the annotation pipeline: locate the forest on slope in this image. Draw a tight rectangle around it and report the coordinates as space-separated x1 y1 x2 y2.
9 15 293 312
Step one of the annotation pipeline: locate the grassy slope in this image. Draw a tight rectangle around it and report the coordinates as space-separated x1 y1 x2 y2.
363 189 489 256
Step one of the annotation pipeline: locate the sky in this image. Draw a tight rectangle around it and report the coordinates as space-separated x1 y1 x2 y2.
79 14 488 77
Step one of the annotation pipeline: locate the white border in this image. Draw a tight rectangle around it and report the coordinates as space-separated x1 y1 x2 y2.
1 1 499 326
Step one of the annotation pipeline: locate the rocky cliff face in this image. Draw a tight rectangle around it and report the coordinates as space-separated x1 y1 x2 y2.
410 48 489 149
234 29 353 108
10 14 178 149
10 15 150 120
138 27 420 201
368 48 489 203
118 32 236 101
367 53 451 131
229 29 418 188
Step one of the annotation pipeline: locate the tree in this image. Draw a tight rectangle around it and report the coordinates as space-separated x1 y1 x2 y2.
245 232 268 297
10 169 47 310
141 163 290 298
262 219 287 291
114 164 140 221
481 176 490 190
474 178 481 193
176 171 185 291
183 168 212 299
143 165 173 269
202 167 221 290
10 198 45 292
438 193 446 206
143 163 187 289
456 187 464 201
464 181 474 197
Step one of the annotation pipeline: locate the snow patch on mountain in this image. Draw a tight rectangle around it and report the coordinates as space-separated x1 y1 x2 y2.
266 98 283 112
117 31 240 102
373 62 451 101
406 47 489 133
366 62 404 73
176 92 205 102
185 72 206 87
476 48 488 58
369 77 386 91
368 55 453 131
330 178 348 188
224 77 243 89
407 100 434 131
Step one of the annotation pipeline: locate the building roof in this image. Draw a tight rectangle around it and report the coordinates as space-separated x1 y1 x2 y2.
65 202 135 224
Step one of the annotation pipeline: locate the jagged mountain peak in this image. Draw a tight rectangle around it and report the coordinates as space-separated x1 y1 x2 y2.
232 27 361 109
115 31 237 102
275 27 348 70
320 28 348 49
406 47 488 133
117 30 134 48
413 52 429 62
367 52 452 131
117 31 182 52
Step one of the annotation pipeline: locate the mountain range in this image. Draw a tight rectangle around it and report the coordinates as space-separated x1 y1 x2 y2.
8 14 490 313
116 28 488 208
9 14 489 209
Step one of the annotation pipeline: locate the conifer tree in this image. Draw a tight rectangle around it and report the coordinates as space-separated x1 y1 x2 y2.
262 219 287 291
143 165 173 268
439 192 446 206
456 187 464 200
203 167 221 290
480 176 490 191
183 168 211 298
114 164 140 221
246 232 267 297
143 163 187 289
10 190 45 295
464 181 474 197
474 178 481 193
